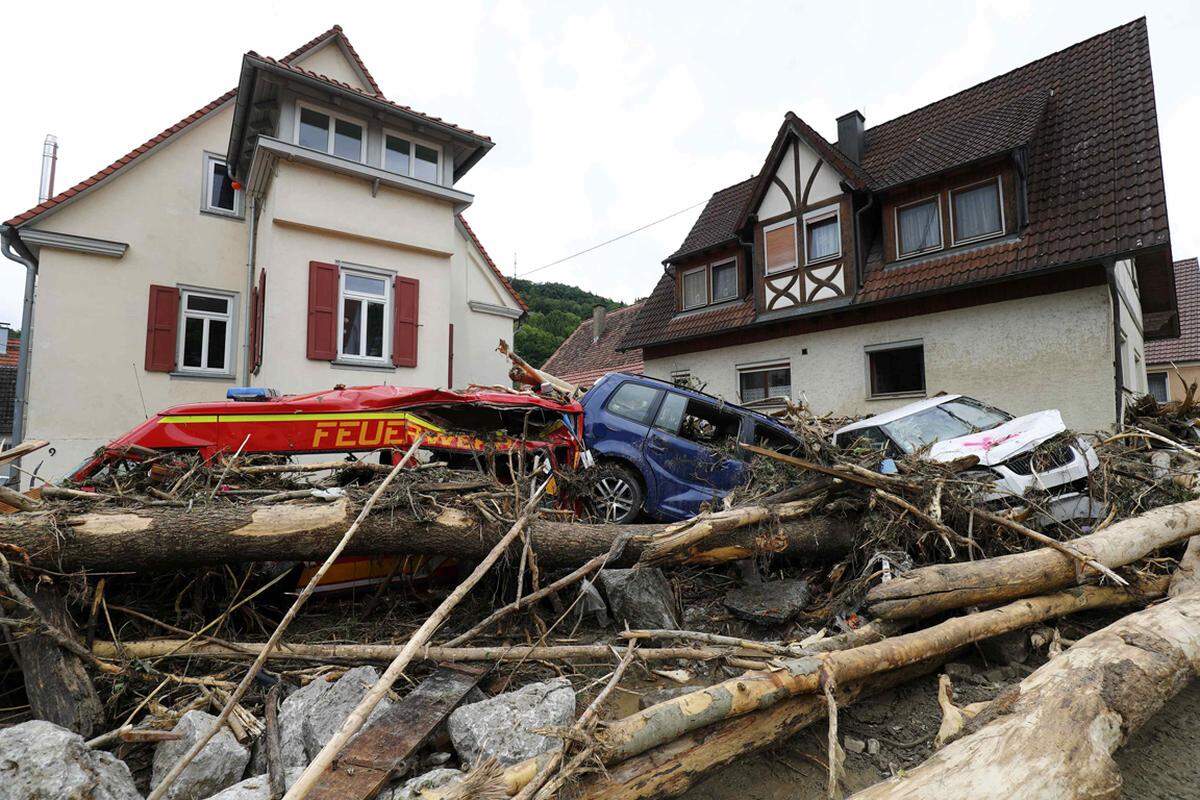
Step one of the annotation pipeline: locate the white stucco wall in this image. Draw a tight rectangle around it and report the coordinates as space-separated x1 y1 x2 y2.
643 285 1119 432
1114 257 1147 399
23 102 247 481
292 43 372 92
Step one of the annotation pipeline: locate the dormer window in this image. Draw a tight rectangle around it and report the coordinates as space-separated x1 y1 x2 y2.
896 196 943 258
383 131 442 183
764 219 798 274
951 178 1003 245
711 260 738 302
803 207 841 264
296 103 366 162
682 267 707 310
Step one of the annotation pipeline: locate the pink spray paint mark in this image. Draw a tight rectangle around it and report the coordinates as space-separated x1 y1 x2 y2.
960 432 1020 452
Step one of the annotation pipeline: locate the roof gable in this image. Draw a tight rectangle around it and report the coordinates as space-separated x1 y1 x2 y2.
542 302 645 387
666 177 757 264
280 25 384 97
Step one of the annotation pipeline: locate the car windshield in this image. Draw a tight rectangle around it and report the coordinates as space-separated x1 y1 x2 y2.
880 398 1012 454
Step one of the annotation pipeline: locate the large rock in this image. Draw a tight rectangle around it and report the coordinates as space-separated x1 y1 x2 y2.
250 675 334 777
302 666 393 761
203 770 303 800
381 767 465 799
150 710 250 800
0 720 141 800
723 578 809 625
598 568 679 630
447 678 575 767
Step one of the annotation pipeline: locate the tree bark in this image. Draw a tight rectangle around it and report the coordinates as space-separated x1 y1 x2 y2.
865 498 1200 620
0 499 858 573
848 538 1200 800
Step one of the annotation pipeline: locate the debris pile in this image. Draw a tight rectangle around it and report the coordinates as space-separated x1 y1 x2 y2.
3 387 1200 800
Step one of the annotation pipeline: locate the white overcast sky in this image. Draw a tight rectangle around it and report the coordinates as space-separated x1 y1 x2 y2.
2 0 1198 326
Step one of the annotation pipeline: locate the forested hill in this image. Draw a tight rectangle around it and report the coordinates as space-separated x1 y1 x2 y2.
511 278 626 367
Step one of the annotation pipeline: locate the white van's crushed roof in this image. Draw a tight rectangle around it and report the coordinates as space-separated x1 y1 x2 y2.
836 395 963 436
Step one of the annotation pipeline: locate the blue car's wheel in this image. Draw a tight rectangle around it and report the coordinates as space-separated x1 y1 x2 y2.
590 464 643 524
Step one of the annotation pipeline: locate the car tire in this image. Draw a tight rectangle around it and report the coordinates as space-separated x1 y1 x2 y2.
589 463 643 524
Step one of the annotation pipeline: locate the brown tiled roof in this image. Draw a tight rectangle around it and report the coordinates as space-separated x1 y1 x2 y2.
542 302 645 387
457 215 527 311
279 24 385 98
1147 259 1200 364
666 177 757 262
5 26 487 229
633 18 1171 349
623 275 755 349
0 331 19 367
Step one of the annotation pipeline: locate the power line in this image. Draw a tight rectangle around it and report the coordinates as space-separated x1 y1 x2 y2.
514 198 707 278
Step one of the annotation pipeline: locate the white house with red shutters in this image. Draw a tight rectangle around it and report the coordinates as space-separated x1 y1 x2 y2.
0 26 525 484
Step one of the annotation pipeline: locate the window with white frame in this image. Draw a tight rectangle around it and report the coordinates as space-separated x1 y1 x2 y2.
681 267 707 310
339 268 391 360
711 260 738 302
296 103 365 162
178 289 233 373
951 178 1003 244
202 154 242 216
804 207 841 264
738 364 791 404
383 131 441 183
896 197 942 258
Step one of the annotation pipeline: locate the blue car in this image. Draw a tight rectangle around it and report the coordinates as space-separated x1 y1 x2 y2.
579 372 803 523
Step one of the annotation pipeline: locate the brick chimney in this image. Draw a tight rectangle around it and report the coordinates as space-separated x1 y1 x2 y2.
592 304 606 343
836 110 865 163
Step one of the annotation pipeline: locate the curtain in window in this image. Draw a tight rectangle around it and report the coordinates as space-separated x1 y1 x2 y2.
953 183 1001 241
712 264 737 301
898 201 940 255
807 218 839 261
683 270 707 308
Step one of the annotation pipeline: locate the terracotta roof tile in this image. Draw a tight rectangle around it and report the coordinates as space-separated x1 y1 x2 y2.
667 177 757 263
1147 259 1200 364
457 214 526 311
543 302 645 386
0 331 18 367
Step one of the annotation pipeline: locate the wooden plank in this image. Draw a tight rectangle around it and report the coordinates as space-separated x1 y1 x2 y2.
0 439 49 467
305 664 485 800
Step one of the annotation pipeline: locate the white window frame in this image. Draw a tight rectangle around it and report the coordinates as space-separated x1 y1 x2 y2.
336 263 393 364
177 287 235 376
736 361 792 405
894 195 944 260
802 204 842 266
294 100 367 163
710 258 738 303
200 152 243 218
949 176 1005 246
763 218 799 275
381 127 443 184
681 266 708 310
1148 371 1170 403
864 338 926 400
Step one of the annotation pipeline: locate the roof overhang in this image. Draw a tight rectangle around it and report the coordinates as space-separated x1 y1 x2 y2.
17 229 128 258
1136 245 1179 341
226 53 493 182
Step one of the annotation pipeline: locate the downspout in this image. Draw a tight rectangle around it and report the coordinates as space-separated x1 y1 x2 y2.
1105 259 1124 427
0 225 37 484
853 191 876 293
241 196 258 385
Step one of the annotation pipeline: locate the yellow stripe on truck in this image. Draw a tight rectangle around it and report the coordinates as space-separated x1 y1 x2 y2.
156 411 445 432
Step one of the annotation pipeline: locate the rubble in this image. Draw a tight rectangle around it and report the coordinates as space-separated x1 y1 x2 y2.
150 710 250 800
722 578 810 625
447 677 576 767
300 666 393 760
0 720 141 800
388 767 465 800
204 770 304 800
598 567 679 629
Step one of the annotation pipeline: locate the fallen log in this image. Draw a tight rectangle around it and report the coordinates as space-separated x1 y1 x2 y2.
0 499 858 572
848 537 1200 800
866 498 1200 619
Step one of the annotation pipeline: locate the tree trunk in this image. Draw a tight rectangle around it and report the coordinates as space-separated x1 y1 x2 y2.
848 538 1200 800
0 499 858 573
865 499 1200 620
13 584 104 736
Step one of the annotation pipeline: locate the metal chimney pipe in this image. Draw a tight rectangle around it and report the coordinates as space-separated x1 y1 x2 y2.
38 134 58 203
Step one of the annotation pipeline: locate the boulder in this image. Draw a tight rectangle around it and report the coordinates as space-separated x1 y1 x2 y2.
203 770 303 800
150 710 250 800
598 568 678 630
722 578 809 625
250 675 334 777
447 678 576 767
302 666 393 761
382 767 465 799
0 720 141 800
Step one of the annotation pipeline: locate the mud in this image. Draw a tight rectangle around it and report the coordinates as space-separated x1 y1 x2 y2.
1116 678 1200 799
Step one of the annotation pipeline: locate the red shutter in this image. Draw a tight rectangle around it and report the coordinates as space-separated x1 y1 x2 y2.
307 262 338 360
393 276 419 368
252 269 266 373
144 285 179 372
